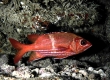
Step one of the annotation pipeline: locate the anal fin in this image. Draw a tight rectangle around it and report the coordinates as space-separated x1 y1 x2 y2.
28 52 45 62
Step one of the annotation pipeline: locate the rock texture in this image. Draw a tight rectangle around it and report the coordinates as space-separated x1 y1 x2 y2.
0 0 110 80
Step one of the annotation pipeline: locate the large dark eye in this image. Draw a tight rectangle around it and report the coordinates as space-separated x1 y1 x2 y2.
81 39 87 45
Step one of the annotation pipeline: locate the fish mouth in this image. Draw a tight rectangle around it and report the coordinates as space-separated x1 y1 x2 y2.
88 41 92 48
84 41 92 51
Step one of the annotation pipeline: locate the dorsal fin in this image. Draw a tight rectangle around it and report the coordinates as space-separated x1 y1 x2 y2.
27 34 39 43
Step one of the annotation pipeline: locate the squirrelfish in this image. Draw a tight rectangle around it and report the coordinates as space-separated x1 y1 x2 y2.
9 32 92 64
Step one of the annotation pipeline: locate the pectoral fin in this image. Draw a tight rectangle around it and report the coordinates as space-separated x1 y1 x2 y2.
28 52 45 62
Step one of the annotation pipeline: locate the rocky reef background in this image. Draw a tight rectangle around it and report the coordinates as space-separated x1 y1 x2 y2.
0 0 110 80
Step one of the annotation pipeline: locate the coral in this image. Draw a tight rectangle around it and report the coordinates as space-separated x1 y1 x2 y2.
0 64 15 74
0 54 8 65
0 0 99 34
0 0 109 79
11 64 31 78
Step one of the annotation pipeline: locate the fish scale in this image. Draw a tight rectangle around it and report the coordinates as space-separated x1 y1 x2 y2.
9 32 92 64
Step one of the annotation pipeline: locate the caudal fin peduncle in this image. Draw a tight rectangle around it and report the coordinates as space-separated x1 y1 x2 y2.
9 38 30 64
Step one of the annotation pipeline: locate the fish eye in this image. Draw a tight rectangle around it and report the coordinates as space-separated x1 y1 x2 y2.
80 39 87 45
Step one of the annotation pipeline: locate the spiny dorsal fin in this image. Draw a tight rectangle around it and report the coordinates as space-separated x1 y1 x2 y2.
27 34 39 43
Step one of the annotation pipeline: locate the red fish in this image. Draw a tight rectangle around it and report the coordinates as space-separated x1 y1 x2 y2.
9 32 92 64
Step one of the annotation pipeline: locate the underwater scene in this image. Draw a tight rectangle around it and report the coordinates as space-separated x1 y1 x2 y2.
0 0 110 80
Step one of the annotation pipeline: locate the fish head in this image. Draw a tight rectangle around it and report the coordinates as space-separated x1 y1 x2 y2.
70 37 92 54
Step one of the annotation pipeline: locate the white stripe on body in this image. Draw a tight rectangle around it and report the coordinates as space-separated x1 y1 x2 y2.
48 34 56 53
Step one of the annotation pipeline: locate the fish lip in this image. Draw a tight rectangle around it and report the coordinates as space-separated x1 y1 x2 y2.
83 43 92 51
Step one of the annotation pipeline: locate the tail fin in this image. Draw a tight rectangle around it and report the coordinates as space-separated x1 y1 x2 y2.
9 38 29 64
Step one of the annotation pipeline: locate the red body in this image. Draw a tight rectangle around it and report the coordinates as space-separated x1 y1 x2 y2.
9 32 92 64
